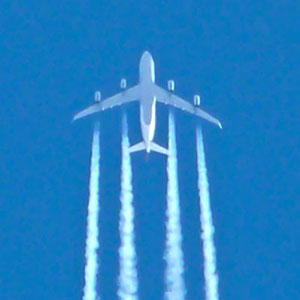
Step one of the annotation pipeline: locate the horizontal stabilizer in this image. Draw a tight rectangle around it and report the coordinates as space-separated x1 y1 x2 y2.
150 142 169 155
129 142 145 153
128 141 169 155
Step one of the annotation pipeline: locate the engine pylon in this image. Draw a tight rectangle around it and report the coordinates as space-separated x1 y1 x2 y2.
120 78 127 90
194 94 201 106
95 91 101 102
167 80 175 92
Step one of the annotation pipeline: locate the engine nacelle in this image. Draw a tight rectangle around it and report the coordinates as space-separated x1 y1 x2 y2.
95 91 101 102
167 80 175 92
120 78 127 90
194 94 201 106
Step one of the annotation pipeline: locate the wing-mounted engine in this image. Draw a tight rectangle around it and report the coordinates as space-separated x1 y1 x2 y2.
193 94 201 106
167 80 175 92
95 91 101 102
120 78 127 90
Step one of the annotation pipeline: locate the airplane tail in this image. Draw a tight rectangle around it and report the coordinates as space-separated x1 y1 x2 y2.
151 142 169 155
128 142 145 153
129 141 169 156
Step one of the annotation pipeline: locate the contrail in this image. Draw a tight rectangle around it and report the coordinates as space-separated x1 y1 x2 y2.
83 122 101 300
118 113 139 300
196 126 219 300
164 110 186 300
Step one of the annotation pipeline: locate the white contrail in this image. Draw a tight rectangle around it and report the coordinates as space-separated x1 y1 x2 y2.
196 126 219 300
118 113 138 300
164 110 186 300
83 122 101 300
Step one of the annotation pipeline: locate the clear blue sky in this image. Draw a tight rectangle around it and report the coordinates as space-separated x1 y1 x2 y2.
0 1 299 299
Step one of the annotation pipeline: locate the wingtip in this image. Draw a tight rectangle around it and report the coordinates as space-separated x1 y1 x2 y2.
218 122 223 130
72 114 81 123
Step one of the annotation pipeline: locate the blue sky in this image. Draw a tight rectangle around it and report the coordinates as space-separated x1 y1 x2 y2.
0 1 299 299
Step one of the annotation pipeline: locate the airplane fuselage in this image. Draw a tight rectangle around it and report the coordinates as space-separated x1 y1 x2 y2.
73 51 221 156
138 51 157 153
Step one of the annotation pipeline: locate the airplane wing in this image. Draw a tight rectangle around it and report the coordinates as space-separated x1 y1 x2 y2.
73 85 140 121
154 85 222 129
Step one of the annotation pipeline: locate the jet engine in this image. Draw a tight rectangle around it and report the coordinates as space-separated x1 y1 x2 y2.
95 91 101 102
194 94 201 106
120 78 127 90
167 80 175 92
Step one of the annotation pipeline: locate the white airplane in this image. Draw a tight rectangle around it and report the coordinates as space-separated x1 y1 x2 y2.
73 51 222 155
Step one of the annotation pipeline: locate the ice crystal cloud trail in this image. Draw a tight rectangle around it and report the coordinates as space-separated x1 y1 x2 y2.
164 110 186 300
118 114 139 300
196 126 219 300
83 122 101 300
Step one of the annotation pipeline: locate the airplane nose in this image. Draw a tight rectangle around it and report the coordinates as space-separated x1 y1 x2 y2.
142 51 152 60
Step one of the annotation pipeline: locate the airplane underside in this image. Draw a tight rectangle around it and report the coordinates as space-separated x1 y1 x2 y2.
73 51 221 156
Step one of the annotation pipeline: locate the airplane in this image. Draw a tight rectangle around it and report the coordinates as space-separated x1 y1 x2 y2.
73 51 222 155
